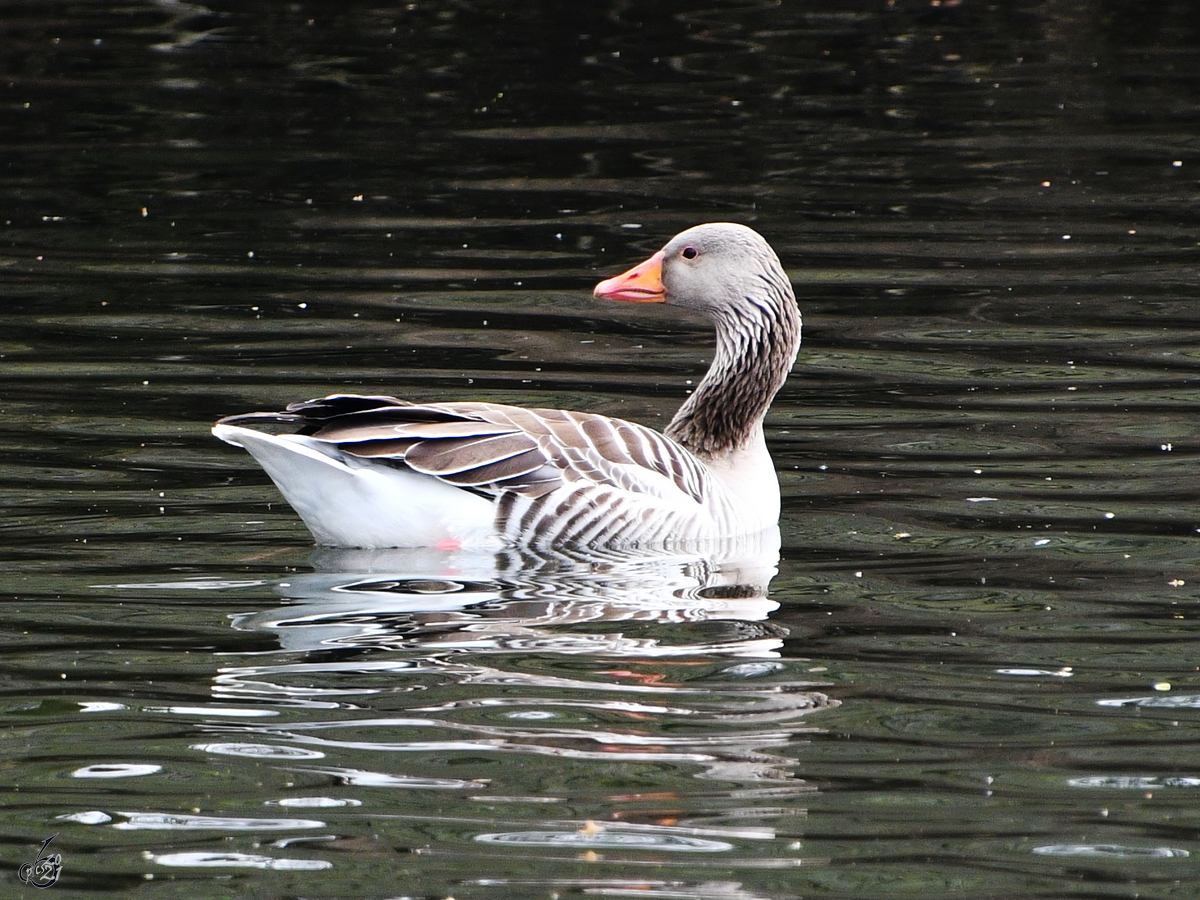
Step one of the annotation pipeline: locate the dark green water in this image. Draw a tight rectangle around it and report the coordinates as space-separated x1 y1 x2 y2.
4 2 1200 897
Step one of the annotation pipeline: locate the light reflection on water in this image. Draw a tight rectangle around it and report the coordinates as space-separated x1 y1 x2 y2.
148 851 333 870
111 813 326 831
474 828 736 852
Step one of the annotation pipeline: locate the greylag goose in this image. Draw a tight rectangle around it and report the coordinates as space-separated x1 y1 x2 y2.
213 223 801 550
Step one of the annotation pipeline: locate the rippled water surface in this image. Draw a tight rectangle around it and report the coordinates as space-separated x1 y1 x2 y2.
5 2 1200 897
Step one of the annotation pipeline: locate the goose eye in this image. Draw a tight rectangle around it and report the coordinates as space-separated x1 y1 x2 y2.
681 246 698 260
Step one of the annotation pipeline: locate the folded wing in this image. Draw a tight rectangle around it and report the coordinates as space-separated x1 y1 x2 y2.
217 393 711 508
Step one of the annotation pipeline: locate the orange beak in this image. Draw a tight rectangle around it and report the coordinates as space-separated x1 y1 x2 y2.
593 250 666 303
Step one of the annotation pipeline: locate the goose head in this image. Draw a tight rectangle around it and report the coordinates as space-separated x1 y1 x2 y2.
594 223 801 456
594 222 790 319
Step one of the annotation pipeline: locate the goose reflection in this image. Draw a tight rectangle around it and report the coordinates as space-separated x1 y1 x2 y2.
233 528 789 658
211 530 838 790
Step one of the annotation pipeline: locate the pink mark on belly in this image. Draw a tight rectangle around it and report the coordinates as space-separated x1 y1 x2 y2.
436 538 463 551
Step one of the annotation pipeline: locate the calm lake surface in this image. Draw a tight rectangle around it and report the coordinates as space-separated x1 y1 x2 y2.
5 1 1200 897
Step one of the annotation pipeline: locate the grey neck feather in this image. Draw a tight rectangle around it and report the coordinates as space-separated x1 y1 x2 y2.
664 276 801 457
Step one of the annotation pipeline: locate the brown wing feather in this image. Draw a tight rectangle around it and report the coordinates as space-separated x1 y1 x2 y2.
315 420 513 442
244 394 707 504
420 446 549 487
344 438 423 458
405 432 547 477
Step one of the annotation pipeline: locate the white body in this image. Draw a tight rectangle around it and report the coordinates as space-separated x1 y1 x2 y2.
213 421 780 550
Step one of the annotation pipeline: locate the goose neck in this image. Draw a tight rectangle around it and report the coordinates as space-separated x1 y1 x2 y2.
665 297 800 457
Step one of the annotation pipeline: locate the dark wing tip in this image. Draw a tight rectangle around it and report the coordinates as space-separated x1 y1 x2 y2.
217 394 415 434
215 411 305 427
284 394 412 418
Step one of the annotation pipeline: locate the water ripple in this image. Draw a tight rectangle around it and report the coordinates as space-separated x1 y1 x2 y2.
475 830 734 852
191 742 324 760
280 766 487 790
1032 844 1189 859
113 812 324 831
71 764 161 778
149 851 331 870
